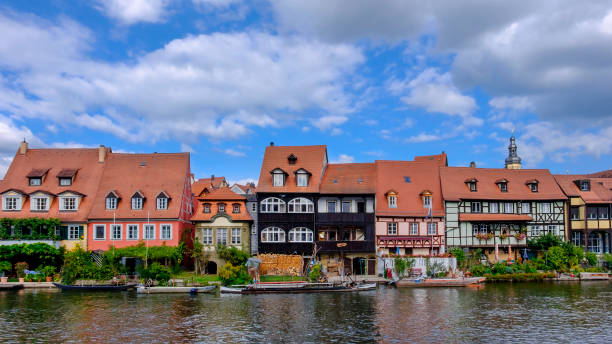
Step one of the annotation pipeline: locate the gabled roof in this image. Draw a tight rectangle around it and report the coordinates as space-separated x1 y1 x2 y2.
231 183 257 195
157 190 171 199
413 153 448 167
88 152 190 219
192 176 227 196
554 175 612 204
131 190 145 199
57 190 86 197
57 169 78 178
191 187 252 222
375 160 444 217
26 168 49 178
257 145 327 193
319 163 375 194
441 167 565 201
106 190 120 199
587 168 612 178
199 187 246 201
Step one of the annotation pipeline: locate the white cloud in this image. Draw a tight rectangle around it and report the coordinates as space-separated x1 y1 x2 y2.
405 133 442 143
332 154 355 163
224 148 246 157
180 143 195 153
95 0 170 25
311 115 348 131
489 96 534 112
228 177 257 186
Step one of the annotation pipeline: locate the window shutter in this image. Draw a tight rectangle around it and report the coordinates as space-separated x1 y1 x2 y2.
78 226 84 239
60 226 68 240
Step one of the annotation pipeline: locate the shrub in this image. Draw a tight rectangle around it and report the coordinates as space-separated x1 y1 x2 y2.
0 261 11 275
15 262 28 278
491 262 508 275
38 266 56 277
309 264 321 282
469 264 488 276
528 233 563 251
585 252 598 266
602 253 612 269
546 246 566 270
449 247 466 268
218 262 251 286
141 262 171 284
217 244 250 266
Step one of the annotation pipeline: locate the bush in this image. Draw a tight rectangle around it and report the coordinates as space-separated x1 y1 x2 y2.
469 264 488 277
546 246 566 270
61 245 116 284
602 253 612 268
309 264 321 282
585 252 598 266
528 232 564 251
0 243 63 271
0 261 11 275
449 247 466 268
141 262 171 284
216 244 250 266
38 266 56 277
218 262 251 286
15 262 28 278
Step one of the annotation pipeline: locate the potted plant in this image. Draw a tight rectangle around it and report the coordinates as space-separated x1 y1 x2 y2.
0 261 11 283
514 232 527 241
15 262 28 283
39 266 56 282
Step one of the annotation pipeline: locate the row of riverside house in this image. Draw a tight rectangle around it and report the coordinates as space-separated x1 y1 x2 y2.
1 136 611 276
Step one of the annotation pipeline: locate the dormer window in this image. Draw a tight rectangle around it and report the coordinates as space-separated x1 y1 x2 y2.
386 191 398 208
526 180 539 192
496 179 508 192
105 191 119 210
27 168 48 186
156 191 170 210
579 180 590 191
58 191 82 211
2 191 24 211
218 203 226 213
59 178 71 186
295 168 311 187
288 154 297 165
203 203 211 213
29 178 41 186
232 203 240 213
465 178 478 192
271 168 287 187
131 191 144 210
57 169 77 186
29 192 52 212
421 190 432 208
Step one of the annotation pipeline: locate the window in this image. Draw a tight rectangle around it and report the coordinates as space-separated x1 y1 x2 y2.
127 224 138 240
587 207 598 219
217 228 227 245
297 173 308 187
131 196 143 210
250 203 257 212
318 228 337 241
327 201 337 213
540 203 551 213
468 182 477 192
251 224 257 235
570 207 580 220
202 228 212 244
588 232 602 254
472 224 487 235
471 202 482 213
31 197 49 211
530 183 538 192
59 178 71 186
499 182 507 192
387 222 397 235
29 178 41 186
94 225 105 240
273 173 285 187
423 196 432 208
143 224 155 240
68 225 80 240
218 203 226 213
157 197 168 210
106 197 117 210
260 197 286 213
531 225 542 236
233 204 240 213
520 202 530 214
203 203 211 213
160 224 172 240
571 231 582 246
388 195 397 208
61 197 77 211
428 223 437 235
288 198 314 213
231 228 241 244
546 225 557 235
410 223 419 235
111 224 122 240
598 207 609 219
261 227 285 243
579 180 590 191
490 202 499 213
288 227 313 242
3 196 20 211
341 201 351 213
504 202 514 214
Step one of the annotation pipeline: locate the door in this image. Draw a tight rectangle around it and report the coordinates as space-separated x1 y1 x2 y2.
343 257 352 275
367 259 376 275
357 202 365 213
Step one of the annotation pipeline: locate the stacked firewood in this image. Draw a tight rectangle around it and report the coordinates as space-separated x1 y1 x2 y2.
257 254 303 276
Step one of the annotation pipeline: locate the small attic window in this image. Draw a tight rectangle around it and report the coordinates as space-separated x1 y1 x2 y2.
288 154 297 165
496 180 508 192
29 178 42 186
27 168 48 186
579 180 590 191
526 180 539 192
465 178 477 192
404 176 411 183
386 191 397 208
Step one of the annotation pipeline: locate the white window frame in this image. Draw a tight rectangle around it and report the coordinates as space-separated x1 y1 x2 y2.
530 183 538 192
94 224 106 240
471 202 482 213
489 202 499 214
273 173 285 187
288 198 314 213
410 222 419 235
131 196 143 210
218 203 226 212
250 203 257 213
143 224 155 240
428 222 437 235
68 225 80 240
60 196 78 211
296 173 308 187
203 203 211 213
288 227 313 243
388 195 397 208
59 178 72 186
217 228 228 245
202 228 213 245
580 180 590 191
29 178 41 186
521 202 531 214
327 201 337 213
540 203 551 213
231 228 241 245
546 225 557 235
423 196 432 208
106 197 117 210
2 195 21 211
341 201 351 213
160 224 172 240
571 231 582 246
261 227 286 243
531 225 542 236
260 197 286 213
233 204 240 213
157 197 168 210
387 222 397 235
503 202 514 214
127 224 139 240
31 196 49 212
111 224 122 240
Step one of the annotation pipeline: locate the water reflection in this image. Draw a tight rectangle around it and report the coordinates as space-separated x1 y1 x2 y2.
0 282 610 343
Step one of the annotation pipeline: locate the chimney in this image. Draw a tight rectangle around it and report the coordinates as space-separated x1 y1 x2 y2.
98 145 106 163
19 140 28 155
270 142 274 146
211 174 215 181
469 161 477 168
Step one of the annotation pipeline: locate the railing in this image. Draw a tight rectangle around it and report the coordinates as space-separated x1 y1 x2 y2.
316 240 374 253
377 235 444 248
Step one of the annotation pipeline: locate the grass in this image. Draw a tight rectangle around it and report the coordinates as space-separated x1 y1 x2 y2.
171 271 219 285
260 275 307 282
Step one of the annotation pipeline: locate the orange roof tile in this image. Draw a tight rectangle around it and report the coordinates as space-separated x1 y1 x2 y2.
459 213 533 221
88 153 190 219
587 168 612 178
257 145 327 193
192 176 227 196
199 187 246 201
554 175 612 204
320 163 375 194
0 147 108 222
440 167 566 201
191 187 252 222
413 152 448 166
375 160 444 217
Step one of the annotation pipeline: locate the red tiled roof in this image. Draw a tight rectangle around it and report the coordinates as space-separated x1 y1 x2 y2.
375 160 444 217
199 187 246 201
440 167 566 201
320 163 375 194
57 169 78 178
0 147 108 222
413 153 448 166
587 168 612 178
257 145 327 193
554 175 612 204
88 153 190 219
26 168 49 178
459 213 533 221
192 176 227 196
232 183 257 194
191 187 252 221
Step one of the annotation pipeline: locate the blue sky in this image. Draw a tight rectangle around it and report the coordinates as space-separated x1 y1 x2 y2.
1 1 611 184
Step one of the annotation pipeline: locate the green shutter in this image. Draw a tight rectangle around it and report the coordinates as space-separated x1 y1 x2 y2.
60 226 68 240
78 226 84 239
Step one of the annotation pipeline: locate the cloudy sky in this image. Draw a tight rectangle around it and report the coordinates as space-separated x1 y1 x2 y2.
1 0 611 183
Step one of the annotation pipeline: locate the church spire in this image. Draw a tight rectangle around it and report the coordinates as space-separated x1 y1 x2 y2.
505 131 522 169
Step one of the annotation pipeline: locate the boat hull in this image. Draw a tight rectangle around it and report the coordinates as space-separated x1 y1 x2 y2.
396 277 486 287
137 286 216 294
53 283 137 291
0 284 24 291
222 283 377 294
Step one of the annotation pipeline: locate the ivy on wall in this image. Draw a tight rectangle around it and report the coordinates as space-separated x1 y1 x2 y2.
0 218 62 240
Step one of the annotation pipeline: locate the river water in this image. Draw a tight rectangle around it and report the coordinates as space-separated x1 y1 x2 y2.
0 282 610 343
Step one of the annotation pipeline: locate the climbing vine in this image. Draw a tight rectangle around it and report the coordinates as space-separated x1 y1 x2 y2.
0 218 61 240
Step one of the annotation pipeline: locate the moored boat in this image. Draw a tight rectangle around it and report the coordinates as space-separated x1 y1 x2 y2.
53 283 137 291
395 277 485 287
137 285 216 294
220 282 377 294
0 284 25 291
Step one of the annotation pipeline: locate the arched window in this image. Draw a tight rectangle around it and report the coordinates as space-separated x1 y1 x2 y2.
260 197 286 213
288 227 313 242
288 198 314 213
261 227 286 243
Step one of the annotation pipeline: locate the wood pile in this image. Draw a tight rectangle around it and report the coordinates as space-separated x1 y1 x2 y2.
257 254 303 276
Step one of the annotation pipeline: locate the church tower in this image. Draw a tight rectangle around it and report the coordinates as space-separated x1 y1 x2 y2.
505 132 522 169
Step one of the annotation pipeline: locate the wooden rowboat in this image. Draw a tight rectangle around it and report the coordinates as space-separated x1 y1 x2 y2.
137 285 216 294
395 277 486 288
221 282 377 294
53 283 137 291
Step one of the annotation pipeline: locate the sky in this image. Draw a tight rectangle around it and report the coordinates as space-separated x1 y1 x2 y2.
1 0 611 185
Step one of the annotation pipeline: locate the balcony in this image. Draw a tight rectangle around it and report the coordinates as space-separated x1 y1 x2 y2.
316 240 375 253
316 212 375 224
259 212 316 224
258 242 314 255
377 235 444 248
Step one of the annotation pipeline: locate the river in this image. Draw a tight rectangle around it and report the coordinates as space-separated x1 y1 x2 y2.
0 282 610 343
